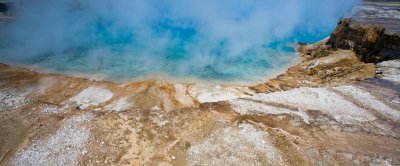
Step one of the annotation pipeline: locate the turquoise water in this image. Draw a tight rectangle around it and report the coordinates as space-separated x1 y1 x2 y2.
0 28 326 82
0 0 359 83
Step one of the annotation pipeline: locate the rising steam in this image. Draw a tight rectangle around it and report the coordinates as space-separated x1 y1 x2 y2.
0 0 360 83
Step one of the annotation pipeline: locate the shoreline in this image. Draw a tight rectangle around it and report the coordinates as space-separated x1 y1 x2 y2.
0 34 378 109
0 50 301 86
2 16 396 107
0 56 300 87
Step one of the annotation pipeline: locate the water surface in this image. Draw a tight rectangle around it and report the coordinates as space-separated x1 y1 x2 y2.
0 0 360 83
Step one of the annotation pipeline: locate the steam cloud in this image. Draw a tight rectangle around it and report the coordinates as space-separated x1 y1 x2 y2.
0 0 360 82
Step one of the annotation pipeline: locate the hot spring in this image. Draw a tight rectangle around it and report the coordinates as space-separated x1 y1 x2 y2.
0 0 360 84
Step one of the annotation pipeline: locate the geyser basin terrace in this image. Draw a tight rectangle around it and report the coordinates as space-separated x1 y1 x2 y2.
0 0 360 83
1 0 400 165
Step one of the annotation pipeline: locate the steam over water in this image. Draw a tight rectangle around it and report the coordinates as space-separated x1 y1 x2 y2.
0 0 360 83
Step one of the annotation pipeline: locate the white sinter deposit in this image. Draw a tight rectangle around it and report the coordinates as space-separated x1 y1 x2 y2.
188 123 283 165
376 60 400 84
229 99 311 124
13 113 94 166
69 86 113 109
105 97 133 112
188 84 246 103
229 87 377 124
334 85 400 122
173 84 196 107
0 89 30 111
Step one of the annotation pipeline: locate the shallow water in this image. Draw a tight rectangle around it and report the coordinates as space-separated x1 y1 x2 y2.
0 0 360 83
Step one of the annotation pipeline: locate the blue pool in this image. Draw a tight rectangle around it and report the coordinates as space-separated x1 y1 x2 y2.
0 0 360 83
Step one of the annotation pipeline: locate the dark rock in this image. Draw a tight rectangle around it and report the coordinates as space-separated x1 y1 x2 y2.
297 42 308 46
327 19 400 63
0 2 9 14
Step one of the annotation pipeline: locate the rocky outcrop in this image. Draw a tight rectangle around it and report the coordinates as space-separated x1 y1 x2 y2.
298 37 333 58
0 2 9 15
327 19 400 63
251 48 376 93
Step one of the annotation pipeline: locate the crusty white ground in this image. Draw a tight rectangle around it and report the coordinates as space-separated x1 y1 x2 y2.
69 86 113 109
376 60 400 83
335 85 400 122
351 5 400 19
152 112 169 127
13 113 93 166
188 123 283 166
248 87 376 124
229 99 310 124
41 106 62 114
0 89 30 111
189 84 240 103
173 84 195 107
105 97 132 112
